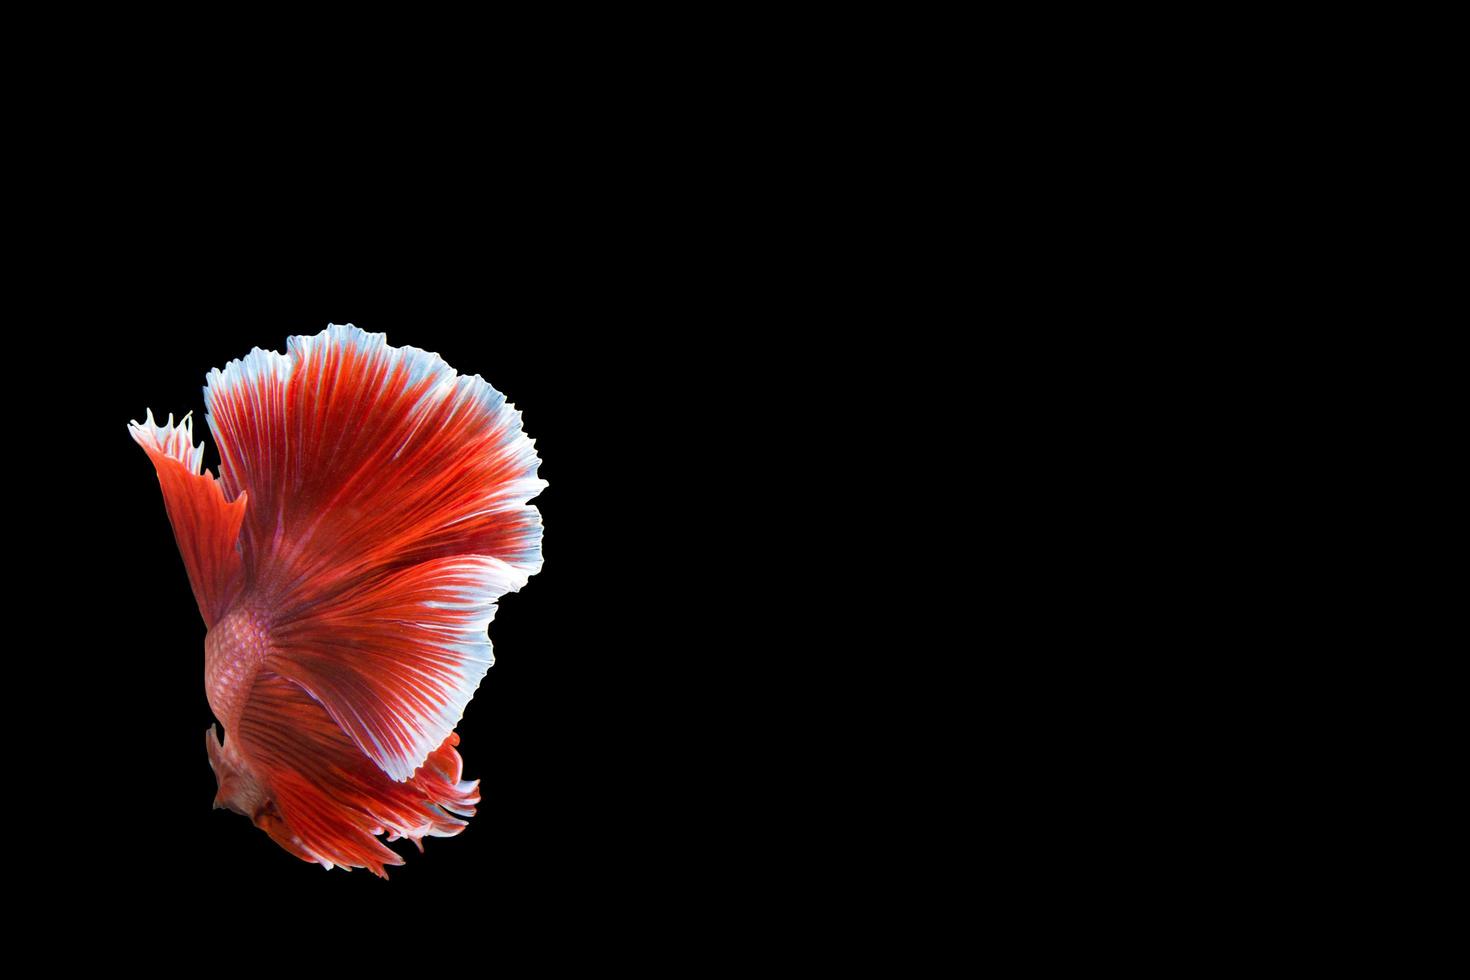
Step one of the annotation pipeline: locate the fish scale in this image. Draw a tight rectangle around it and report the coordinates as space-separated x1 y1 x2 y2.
205 605 272 734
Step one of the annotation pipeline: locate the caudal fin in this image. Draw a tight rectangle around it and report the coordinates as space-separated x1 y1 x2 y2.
202 324 544 783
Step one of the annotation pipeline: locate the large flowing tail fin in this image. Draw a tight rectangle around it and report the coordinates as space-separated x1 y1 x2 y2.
200 325 544 868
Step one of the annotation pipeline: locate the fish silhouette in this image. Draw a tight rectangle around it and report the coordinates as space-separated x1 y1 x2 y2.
129 323 545 876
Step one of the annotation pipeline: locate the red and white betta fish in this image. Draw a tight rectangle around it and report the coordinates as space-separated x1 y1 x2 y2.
129 323 545 876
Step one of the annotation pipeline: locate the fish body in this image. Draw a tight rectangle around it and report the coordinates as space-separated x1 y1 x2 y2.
130 324 545 875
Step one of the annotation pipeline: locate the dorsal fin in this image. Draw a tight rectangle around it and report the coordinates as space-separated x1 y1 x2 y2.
129 410 248 629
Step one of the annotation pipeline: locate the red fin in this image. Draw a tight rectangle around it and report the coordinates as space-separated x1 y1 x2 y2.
231 672 479 877
202 325 544 780
129 411 248 629
271 554 528 781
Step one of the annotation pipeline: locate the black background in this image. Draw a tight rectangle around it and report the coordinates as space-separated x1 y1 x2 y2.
28 264 791 936
3 51 891 956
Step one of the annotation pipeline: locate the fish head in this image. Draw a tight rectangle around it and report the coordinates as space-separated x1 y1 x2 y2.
205 725 269 818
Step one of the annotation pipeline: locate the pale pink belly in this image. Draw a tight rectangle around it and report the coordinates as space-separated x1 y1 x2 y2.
205 605 271 733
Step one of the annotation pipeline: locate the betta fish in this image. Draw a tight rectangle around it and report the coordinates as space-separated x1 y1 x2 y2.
129 323 545 876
